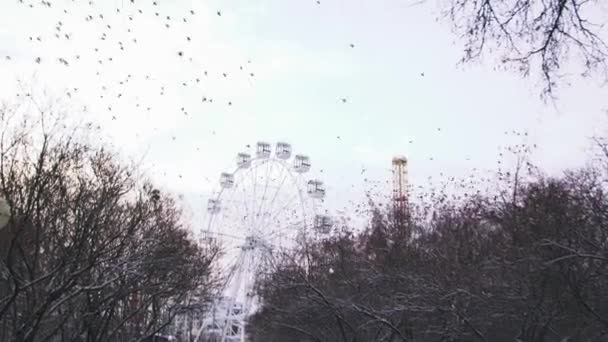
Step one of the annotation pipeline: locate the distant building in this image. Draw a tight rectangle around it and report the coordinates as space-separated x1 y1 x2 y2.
392 156 409 222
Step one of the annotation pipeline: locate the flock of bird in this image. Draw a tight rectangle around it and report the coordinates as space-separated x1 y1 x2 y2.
9 2 258 115
1 0 535 224
3 1 422 129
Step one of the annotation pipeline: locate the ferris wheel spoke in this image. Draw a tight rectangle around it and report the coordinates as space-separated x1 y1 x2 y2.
268 230 295 255
251 159 276 231
220 250 241 281
218 174 253 239
206 231 248 244
237 167 256 230
261 220 301 240
227 252 254 310
230 164 252 234
253 163 289 232
211 177 244 237
256 205 294 244
220 249 246 291
250 161 259 232
260 191 302 233
244 250 263 312
245 167 260 229
249 159 270 231
227 197 250 234
260 195 300 232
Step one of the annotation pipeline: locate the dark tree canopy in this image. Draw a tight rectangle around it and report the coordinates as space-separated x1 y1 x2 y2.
250 158 608 341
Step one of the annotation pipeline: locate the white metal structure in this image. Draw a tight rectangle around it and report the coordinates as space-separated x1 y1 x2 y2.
275 142 292 160
207 199 221 214
237 153 251 169
313 215 333 234
189 142 331 342
255 142 271 159
392 156 409 220
220 173 235 189
293 154 311 173
307 180 326 199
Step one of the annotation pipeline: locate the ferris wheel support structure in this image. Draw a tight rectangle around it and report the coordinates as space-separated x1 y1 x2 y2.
186 142 332 342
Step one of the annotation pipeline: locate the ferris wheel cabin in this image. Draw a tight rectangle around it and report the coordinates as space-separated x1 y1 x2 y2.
236 153 251 169
293 154 311 173
207 199 221 214
256 141 272 158
220 173 235 188
307 179 325 199
275 142 292 159
314 215 333 234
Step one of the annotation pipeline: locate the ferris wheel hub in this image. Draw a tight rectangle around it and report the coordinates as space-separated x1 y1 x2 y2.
242 235 264 250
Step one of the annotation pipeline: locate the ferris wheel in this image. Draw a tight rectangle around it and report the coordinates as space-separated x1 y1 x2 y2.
193 141 333 342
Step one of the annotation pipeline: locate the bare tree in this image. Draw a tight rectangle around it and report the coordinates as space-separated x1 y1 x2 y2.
445 0 608 97
0 97 217 342
250 153 608 341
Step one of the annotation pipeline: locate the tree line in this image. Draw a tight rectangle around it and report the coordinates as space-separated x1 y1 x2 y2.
3 96 608 342
0 100 218 341
250 153 608 341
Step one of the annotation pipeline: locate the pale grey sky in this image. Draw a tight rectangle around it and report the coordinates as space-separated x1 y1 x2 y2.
1 0 607 229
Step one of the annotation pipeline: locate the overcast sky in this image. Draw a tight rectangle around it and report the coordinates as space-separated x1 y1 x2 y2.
1 0 607 230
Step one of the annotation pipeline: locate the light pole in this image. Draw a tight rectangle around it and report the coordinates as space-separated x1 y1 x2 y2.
0 197 10 229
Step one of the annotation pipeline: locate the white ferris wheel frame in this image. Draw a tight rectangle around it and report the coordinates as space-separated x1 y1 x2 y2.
193 145 327 342
205 156 314 251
